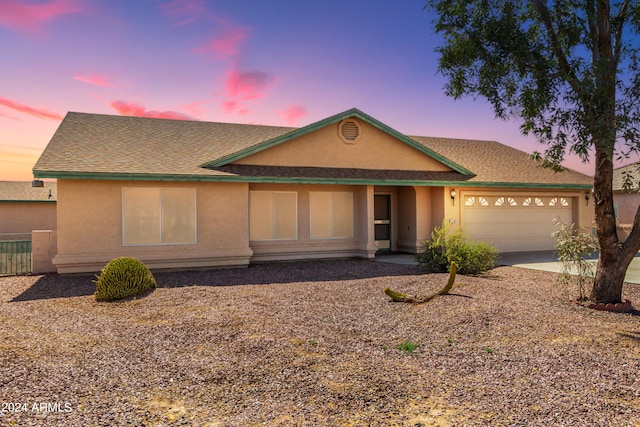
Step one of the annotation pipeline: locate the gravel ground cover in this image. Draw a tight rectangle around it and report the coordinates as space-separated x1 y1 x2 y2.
0 259 639 426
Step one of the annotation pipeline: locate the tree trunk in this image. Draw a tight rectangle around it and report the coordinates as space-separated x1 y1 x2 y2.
590 141 640 303
588 2 636 305
591 243 634 303
592 179 640 303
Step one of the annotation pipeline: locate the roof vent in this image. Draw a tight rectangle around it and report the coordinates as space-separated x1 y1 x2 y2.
339 119 361 143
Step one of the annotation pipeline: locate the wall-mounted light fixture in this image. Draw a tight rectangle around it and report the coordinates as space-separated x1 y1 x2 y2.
450 188 457 206
585 190 591 206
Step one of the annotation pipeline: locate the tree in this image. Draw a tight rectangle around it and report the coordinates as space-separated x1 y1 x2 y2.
425 1 640 304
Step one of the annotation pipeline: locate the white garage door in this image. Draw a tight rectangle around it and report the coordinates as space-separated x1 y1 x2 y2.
462 195 574 252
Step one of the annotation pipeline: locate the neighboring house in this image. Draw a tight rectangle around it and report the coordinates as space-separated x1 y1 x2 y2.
612 162 640 226
0 181 57 234
33 108 593 274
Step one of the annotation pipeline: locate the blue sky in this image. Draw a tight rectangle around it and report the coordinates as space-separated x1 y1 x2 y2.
0 0 599 180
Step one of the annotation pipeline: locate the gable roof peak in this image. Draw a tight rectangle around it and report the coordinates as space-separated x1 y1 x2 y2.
201 108 475 175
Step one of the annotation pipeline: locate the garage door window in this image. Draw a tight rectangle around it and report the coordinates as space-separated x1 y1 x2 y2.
495 197 517 207
523 197 544 207
465 196 489 207
549 197 570 207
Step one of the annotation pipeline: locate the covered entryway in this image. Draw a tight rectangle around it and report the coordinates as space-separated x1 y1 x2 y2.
461 194 574 252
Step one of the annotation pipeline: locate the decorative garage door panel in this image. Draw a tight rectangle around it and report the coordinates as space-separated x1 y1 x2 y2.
462 196 573 252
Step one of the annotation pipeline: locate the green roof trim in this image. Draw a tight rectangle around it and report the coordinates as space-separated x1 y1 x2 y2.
0 200 56 203
200 108 476 176
33 170 591 189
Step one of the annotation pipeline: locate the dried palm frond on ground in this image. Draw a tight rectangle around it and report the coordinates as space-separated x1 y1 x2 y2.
1 260 639 426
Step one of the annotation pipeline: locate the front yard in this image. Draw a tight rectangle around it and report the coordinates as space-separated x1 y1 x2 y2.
1 260 639 426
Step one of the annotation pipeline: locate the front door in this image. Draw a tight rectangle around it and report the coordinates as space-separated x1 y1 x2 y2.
374 194 391 252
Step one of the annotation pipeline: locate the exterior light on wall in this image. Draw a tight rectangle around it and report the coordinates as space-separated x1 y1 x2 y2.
450 188 457 206
585 190 591 205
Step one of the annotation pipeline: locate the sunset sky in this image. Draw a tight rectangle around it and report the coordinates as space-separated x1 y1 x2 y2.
0 0 607 181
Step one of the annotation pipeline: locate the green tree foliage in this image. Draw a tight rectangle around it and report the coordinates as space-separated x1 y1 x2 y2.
426 0 640 303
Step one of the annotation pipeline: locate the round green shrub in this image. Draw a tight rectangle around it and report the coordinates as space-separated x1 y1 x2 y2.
417 223 498 275
94 257 156 301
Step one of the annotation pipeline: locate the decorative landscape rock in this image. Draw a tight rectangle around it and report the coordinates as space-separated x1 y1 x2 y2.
587 298 633 313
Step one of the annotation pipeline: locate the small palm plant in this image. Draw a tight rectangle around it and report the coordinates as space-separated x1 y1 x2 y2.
552 218 598 301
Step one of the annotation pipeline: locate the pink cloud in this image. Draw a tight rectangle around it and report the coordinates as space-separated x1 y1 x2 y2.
277 104 308 126
0 0 85 34
221 100 249 115
0 96 62 120
0 111 20 120
194 26 250 59
225 69 274 99
159 0 207 26
109 100 195 120
74 73 113 87
183 99 212 116
221 69 274 115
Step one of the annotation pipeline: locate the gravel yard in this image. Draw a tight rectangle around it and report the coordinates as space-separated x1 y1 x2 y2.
1 259 639 426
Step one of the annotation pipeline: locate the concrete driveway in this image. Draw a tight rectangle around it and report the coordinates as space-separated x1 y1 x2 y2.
499 251 640 285
375 251 640 285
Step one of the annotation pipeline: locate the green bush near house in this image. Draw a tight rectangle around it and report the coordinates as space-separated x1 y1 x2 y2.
417 223 498 275
94 257 157 302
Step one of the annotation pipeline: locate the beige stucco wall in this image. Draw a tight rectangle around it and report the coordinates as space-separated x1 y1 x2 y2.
53 178 597 273
0 202 56 234
234 118 453 172
54 179 252 273
248 183 377 261
32 230 57 274
614 192 640 225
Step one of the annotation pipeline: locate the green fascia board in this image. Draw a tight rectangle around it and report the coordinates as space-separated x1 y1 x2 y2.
0 200 56 203
33 170 592 190
452 181 592 190
200 108 476 176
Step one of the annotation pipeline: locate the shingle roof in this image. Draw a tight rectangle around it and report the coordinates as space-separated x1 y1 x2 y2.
33 110 593 188
410 136 593 186
34 112 294 178
613 162 640 191
0 181 56 202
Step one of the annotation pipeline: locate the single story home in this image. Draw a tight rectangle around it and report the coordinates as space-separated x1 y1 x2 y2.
0 181 57 235
33 108 593 274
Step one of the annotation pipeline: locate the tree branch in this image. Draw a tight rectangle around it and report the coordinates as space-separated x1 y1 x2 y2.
587 0 599 64
612 0 631 70
530 0 584 97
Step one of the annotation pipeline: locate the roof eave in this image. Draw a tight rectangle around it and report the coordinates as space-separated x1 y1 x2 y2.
454 180 593 190
33 170 592 189
0 200 57 203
